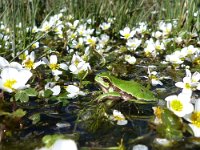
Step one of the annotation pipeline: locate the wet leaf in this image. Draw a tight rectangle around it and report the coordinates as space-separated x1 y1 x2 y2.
44 89 53 98
15 91 29 103
24 88 38 96
12 109 26 118
29 113 40 124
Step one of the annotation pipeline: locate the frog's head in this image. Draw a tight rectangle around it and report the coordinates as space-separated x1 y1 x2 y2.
95 72 112 92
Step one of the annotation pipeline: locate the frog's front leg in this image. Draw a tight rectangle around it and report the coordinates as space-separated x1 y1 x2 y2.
96 91 121 102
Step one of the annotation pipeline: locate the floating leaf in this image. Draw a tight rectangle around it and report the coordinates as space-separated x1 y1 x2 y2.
15 91 29 103
24 88 38 96
12 109 26 118
29 113 40 124
44 89 53 98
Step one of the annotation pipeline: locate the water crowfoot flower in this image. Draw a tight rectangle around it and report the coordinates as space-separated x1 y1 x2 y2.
184 99 200 137
22 51 43 70
43 55 68 76
69 53 91 75
100 22 111 30
110 110 128 125
45 82 61 96
147 67 163 86
124 55 136 65
36 139 77 150
165 93 193 117
0 67 32 93
126 38 141 51
0 56 23 70
175 69 200 96
65 85 85 99
120 27 135 40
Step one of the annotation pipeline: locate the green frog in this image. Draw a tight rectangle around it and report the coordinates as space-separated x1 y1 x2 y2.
95 72 158 104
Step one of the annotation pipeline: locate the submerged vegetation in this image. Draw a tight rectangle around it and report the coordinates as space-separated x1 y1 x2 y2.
0 0 200 149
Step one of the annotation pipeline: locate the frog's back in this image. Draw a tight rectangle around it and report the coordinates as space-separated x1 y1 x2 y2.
110 75 157 101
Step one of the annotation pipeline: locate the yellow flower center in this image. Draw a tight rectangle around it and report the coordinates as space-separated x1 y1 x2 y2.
145 51 151 57
151 75 158 80
49 63 60 70
131 43 136 48
24 59 34 69
156 45 161 50
124 33 130 39
166 28 171 34
171 100 183 112
3 79 17 90
114 115 124 121
74 59 80 67
191 112 200 128
44 25 51 31
185 83 191 89
87 39 96 46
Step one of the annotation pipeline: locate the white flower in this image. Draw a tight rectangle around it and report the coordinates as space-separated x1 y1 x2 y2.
132 144 148 150
45 82 61 96
37 139 77 150
85 36 97 47
152 31 162 39
65 85 85 98
175 69 200 96
0 67 32 93
22 51 43 70
124 55 136 65
155 40 165 51
144 43 156 58
69 53 91 75
165 52 184 65
110 110 128 125
184 99 200 137
51 139 77 150
72 38 84 49
67 20 79 30
175 37 183 44
76 24 87 36
40 21 53 32
175 77 193 96
32 26 39 33
120 27 135 39
135 22 147 34
194 11 198 17
32 42 39 49
0 56 23 70
186 69 200 83
43 55 68 76
147 67 163 86
100 22 111 30
165 93 194 117
181 45 198 56
98 34 110 48
159 22 172 36
126 38 141 51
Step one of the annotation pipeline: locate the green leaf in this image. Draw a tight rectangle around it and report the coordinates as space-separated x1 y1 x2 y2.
15 91 29 103
29 113 40 124
15 91 22 101
44 89 53 98
12 109 26 118
24 88 38 96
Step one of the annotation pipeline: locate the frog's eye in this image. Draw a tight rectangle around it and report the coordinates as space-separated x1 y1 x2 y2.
102 78 110 83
